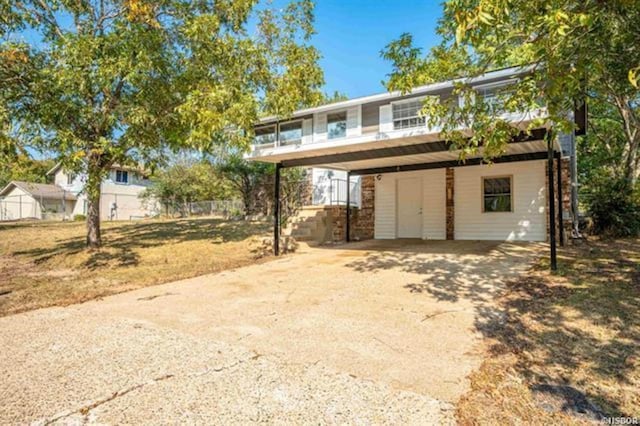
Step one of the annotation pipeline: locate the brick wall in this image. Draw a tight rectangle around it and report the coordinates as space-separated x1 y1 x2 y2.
446 168 455 240
545 157 573 244
354 176 375 240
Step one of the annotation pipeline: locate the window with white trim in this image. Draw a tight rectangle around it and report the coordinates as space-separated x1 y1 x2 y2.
278 120 302 145
392 99 426 130
476 83 514 114
115 170 129 184
482 176 512 212
254 125 276 146
327 111 347 139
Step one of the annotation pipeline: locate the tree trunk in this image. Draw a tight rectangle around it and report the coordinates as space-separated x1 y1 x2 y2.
86 171 102 249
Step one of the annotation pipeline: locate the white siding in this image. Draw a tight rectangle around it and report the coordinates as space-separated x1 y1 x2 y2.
421 169 446 239
454 160 546 241
379 104 393 133
374 175 396 239
0 187 39 220
373 169 446 240
346 105 361 137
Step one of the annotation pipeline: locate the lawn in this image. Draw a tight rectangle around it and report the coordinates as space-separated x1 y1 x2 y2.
0 217 271 316
457 238 640 423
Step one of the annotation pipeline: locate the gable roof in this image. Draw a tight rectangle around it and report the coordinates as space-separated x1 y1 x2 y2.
0 181 77 200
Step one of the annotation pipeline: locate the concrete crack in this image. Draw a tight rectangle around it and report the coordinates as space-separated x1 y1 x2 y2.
40 352 261 424
42 373 175 425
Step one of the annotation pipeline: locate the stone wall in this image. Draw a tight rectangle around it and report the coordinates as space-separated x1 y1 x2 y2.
445 168 455 240
354 176 375 240
546 157 573 244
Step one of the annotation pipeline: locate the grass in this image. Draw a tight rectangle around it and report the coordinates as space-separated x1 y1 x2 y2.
457 238 640 424
0 217 271 316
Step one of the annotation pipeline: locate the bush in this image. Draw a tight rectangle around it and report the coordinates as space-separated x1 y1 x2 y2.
585 176 640 237
73 214 86 221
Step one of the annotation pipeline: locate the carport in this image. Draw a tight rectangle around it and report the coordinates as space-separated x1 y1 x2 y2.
271 114 585 270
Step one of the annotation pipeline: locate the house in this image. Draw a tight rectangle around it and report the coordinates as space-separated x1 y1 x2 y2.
0 164 159 221
0 181 77 221
246 65 583 266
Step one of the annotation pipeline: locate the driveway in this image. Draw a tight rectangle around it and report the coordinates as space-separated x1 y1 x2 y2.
0 240 543 424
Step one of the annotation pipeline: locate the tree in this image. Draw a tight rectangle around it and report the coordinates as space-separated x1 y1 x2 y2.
0 154 55 189
141 156 233 217
382 1 640 182
0 0 323 248
216 154 274 216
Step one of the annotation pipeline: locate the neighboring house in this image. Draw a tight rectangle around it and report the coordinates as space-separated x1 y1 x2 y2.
247 65 583 251
0 181 76 221
0 164 158 221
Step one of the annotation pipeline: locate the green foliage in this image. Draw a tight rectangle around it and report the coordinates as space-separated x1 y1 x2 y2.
73 214 87 221
584 174 640 237
0 0 324 246
142 156 234 216
0 154 55 188
381 1 640 180
216 154 274 215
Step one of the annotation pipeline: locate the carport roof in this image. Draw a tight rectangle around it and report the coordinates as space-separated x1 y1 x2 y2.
273 128 557 174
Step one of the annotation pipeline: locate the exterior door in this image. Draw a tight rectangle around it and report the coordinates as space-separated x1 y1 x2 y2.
397 177 422 238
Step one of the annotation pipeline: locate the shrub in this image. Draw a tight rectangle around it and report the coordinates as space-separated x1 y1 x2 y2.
585 175 640 237
73 214 86 221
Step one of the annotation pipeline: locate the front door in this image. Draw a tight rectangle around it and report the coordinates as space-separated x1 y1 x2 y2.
397 177 422 238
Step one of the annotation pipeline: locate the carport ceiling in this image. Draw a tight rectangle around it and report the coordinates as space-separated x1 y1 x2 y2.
281 128 550 171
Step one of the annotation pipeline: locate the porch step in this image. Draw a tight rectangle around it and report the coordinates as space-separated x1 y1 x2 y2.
283 206 333 243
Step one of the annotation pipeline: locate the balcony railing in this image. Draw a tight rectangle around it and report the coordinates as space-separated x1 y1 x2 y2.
312 178 360 207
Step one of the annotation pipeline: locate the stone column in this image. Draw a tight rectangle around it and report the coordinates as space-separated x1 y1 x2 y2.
355 176 375 240
446 168 455 240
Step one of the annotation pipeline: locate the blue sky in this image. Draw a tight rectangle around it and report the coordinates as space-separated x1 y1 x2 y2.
313 1 443 98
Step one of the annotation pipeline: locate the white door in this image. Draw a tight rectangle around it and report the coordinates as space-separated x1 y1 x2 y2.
397 177 422 238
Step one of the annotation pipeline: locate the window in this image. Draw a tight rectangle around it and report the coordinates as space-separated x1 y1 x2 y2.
476 83 514 114
278 121 302 145
66 173 75 185
254 125 276 146
392 99 426 130
482 176 512 212
115 170 129 184
327 111 347 139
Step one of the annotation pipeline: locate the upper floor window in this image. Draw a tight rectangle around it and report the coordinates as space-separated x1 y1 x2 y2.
482 176 512 212
327 111 347 139
115 170 129 184
66 173 75 185
392 99 426 130
254 125 276 146
476 83 514 114
279 120 302 146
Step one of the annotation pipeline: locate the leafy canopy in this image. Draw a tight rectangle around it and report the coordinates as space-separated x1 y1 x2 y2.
382 0 640 172
0 0 324 246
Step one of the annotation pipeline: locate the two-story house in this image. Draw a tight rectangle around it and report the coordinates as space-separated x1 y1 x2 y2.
247 65 583 262
0 163 158 221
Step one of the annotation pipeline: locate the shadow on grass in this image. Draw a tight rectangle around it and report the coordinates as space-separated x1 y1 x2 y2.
479 239 639 419
342 238 639 419
11 218 270 269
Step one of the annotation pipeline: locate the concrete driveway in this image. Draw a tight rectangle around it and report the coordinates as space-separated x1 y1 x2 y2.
0 240 543 424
